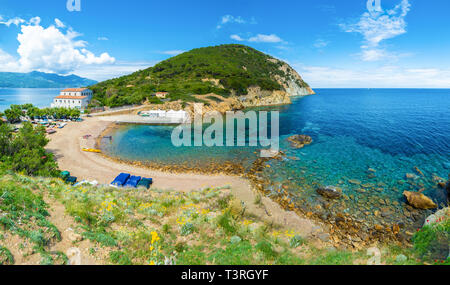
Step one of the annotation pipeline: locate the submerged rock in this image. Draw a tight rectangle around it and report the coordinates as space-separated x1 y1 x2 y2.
316 186 342 199
406 173 418 180
414 166 425 176
403 191 438 209
348 179 362 185
287 135 313 149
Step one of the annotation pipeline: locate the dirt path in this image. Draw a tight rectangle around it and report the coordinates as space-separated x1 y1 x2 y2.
46 198 107 265
46 117 326 240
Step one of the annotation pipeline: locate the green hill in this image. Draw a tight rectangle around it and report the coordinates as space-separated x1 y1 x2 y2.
90 44 314 107
0 71 97 88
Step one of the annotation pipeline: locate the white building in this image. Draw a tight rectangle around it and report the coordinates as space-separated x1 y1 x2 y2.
139 110 190 123
51 88 93 109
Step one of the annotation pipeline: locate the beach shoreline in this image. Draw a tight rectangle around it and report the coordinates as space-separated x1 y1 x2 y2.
46 117 325 241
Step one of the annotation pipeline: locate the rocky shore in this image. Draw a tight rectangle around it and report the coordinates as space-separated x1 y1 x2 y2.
97 124 448 250
112 62 315 118
245 152 448 250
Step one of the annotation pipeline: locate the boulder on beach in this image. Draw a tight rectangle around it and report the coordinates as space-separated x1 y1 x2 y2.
287 135 312 149
403 191 438 210
316 186 342 199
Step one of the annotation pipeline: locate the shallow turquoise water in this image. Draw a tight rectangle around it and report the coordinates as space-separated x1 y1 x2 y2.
102 89 450 228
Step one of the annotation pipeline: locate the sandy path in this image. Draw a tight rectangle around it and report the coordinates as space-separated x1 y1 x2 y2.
46 117 325 239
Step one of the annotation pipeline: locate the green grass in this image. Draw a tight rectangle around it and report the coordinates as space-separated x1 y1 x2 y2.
1 168 447 265
0 246 14 265
0 171 63 263
310 249 360 265
412 218 449 263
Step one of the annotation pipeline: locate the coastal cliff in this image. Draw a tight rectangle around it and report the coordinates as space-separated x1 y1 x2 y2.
90 44 314 111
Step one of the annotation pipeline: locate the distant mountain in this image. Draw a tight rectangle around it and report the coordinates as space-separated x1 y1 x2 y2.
0 71 97 88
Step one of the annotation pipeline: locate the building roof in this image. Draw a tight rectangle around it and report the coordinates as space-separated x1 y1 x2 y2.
55 95 88 100
61 88 89 92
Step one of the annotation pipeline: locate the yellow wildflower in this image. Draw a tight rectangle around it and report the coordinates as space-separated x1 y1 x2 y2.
150 231 160 244
284 230 295 238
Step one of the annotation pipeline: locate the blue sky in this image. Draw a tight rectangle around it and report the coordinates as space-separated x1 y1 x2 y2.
1 0 450 87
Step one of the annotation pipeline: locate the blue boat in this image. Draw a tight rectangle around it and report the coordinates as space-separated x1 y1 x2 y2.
110 173 131 187
137 178 153 189
66 176 77 185
124 176 142 188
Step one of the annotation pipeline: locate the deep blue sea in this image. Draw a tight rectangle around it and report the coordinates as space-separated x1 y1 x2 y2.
0 88 58 111
102 89 450 228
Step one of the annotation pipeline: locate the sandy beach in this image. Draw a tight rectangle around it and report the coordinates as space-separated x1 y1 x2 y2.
46 117 324 239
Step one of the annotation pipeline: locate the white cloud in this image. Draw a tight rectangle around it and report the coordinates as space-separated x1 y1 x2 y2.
29 16 41 26
73 61 158 81
340 0 411 61
230 34 244 41
229 33 285 44
313 39 329 49
0 48 20 71
161 50 185 56
248 34 283 43
360 48 387 61
216 15 248 29
0 15 115 74
54 18 65 28
97 37 109 41
293 63 450 88
0 16 26 27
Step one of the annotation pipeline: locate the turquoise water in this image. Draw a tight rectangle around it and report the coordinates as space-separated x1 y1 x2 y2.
102 89 450 230
0 88 59 111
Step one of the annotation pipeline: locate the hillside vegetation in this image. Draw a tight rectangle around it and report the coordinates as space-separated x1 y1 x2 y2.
90 44 311 107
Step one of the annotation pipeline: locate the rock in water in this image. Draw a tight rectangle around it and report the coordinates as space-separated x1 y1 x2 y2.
287 135 312 149
316 186 342 199
438 182 447 189
446 177 450 197
406 173 418 180
403 191 438 209
414 166 424 176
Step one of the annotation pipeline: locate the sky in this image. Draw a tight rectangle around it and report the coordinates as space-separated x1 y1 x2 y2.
0 0 450 88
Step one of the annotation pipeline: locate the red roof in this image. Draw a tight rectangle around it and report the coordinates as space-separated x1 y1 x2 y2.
61 88 88 92
55 95 87 100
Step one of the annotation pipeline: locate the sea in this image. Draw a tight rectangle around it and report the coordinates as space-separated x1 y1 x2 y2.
101 89 450 232
0 88 59 111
